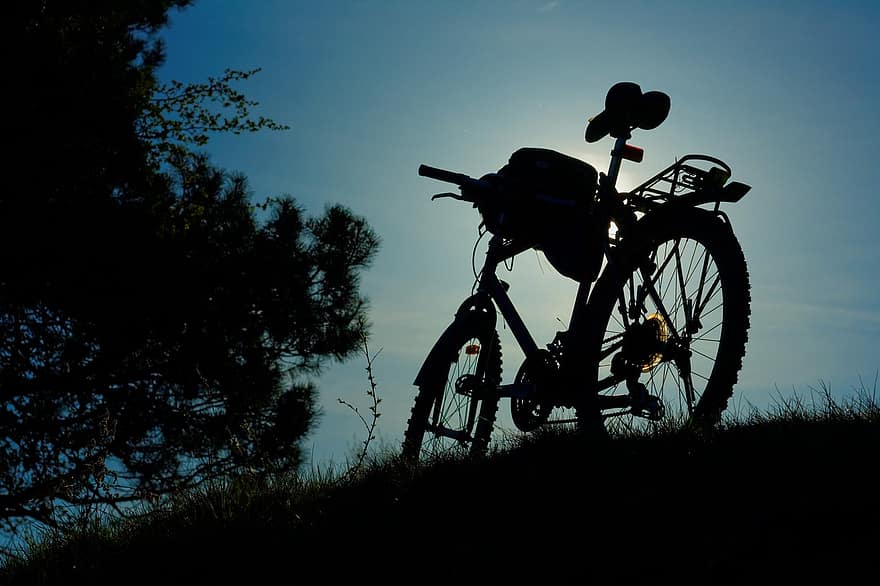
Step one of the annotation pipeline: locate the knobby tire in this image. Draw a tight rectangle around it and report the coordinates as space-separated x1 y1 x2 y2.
585 208 751 433
402 319 502 463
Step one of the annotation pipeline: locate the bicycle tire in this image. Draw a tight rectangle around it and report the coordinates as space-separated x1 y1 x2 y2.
585 207 751 433
402 318 502 463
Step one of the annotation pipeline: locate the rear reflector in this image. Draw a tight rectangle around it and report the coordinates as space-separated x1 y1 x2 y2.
622 145 644 163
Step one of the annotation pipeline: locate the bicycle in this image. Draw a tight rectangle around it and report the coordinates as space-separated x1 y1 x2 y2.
402 82 751 463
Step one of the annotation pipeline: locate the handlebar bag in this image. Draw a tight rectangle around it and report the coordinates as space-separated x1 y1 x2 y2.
481 148 604 282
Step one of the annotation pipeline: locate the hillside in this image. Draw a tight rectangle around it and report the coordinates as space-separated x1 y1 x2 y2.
2 400 878 585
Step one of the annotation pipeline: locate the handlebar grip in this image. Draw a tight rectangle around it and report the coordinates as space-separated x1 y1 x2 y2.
418 164 472 186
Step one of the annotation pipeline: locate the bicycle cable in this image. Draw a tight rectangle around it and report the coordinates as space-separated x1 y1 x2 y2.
534 249 545 275
504 252 515 272
471 226 487 294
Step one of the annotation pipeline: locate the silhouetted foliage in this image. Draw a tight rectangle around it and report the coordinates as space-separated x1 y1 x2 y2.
2 1 379 541
141 67 290 165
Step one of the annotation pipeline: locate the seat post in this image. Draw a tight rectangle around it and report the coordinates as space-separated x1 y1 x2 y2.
606 134 630 188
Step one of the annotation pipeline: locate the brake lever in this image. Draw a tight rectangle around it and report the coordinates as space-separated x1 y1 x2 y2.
431 192 466 201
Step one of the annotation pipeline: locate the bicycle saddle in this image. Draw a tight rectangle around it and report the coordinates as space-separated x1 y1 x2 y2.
585 82 671 143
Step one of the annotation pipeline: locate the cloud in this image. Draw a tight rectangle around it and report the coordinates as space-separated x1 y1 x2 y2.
539 1 560 13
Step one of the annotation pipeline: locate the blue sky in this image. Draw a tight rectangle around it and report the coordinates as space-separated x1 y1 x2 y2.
158 0 880 468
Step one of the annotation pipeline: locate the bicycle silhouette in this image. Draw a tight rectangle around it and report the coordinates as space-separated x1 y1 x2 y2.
404 82 751 462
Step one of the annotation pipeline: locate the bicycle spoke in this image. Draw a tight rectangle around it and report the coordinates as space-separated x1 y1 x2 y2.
674 242 693 322
695 273 721 320
693 239 714 318
691 370 711 383
691 345 719 361
694 320 723 339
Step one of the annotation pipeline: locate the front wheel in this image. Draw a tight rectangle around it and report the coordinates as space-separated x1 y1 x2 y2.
588 208 751 435
402 319 502 463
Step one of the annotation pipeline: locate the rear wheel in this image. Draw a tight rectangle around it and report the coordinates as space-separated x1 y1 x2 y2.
402 320 502 463
589 210 750 434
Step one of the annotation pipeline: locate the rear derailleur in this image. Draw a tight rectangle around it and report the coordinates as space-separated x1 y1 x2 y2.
626 379 665 421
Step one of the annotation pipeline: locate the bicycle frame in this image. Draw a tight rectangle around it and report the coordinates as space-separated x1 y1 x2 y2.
473 238 539 386
459 134 633 401
415 128 750 413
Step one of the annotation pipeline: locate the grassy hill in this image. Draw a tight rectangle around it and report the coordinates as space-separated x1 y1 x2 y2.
2 392 878 585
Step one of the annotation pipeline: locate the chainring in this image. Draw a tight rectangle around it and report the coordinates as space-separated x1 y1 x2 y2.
510 350 558 431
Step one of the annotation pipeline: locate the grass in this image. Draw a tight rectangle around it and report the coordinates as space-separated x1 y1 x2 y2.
1 384 879 585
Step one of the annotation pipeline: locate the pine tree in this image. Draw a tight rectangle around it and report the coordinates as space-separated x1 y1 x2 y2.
1 1 379 540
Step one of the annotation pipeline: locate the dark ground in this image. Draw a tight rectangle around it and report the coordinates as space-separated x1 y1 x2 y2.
3 416 878 585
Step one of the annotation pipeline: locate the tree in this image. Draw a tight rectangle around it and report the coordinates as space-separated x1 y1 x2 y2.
1 1 379 543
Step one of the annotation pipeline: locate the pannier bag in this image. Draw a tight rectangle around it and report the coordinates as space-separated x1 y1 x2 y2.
476 147 605 282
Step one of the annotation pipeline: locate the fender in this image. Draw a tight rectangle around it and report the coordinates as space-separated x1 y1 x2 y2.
412 292 497 387
661 180 750 210
614 205 732 264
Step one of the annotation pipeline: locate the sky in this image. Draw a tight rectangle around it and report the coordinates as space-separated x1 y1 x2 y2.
156 0 880 469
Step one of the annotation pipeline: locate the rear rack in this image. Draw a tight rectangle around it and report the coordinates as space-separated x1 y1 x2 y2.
625 154 747 212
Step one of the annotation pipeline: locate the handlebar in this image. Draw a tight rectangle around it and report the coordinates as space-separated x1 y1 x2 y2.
419 163 500 206
418 164 472 186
